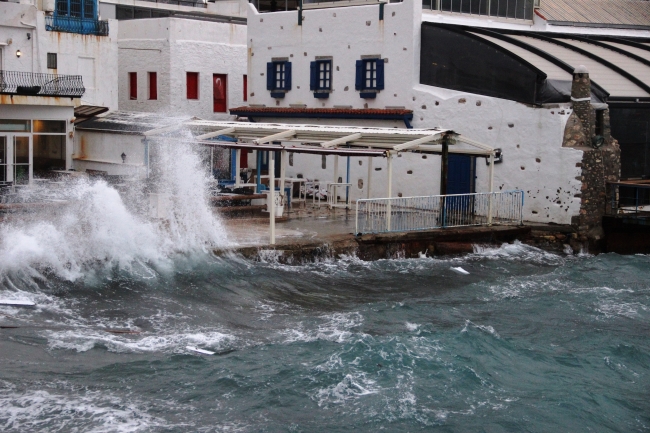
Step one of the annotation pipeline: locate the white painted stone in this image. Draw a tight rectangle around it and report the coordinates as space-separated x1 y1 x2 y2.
117 18 247 120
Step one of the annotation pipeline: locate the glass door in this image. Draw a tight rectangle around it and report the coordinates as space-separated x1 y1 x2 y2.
13 135 31 185
0 136 6 184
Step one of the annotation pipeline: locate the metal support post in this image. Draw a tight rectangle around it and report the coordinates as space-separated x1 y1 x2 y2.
235 148 241 187
488 153 495 225
269 150 275 245
280 150 287 207
386 152 393 231
346 156 350 206
367 156 372 199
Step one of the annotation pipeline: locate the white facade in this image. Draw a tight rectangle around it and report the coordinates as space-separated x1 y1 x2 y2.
244 0 589 225
0 1 118 183
117 17 248 120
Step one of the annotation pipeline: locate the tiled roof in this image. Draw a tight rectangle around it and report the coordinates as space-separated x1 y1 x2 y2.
536 0 650 29
229 107 413 116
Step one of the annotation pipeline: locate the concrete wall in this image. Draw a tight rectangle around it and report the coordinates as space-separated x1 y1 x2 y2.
246 0 584 225
0 2 119 110
117 17 247 120
73 130 147 177
247 0 419 109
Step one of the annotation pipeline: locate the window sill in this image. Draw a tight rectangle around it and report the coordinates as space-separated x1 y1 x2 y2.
360 92 377 99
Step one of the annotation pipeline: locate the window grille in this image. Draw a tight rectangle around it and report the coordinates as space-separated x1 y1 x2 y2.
364 60 376 89
47 53 57 69
275 62 285 89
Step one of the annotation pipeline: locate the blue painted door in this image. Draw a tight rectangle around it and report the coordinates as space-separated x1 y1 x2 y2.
443 155 475 226
447 155 475 195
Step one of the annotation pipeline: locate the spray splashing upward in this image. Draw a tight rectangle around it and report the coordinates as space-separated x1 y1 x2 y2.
0 134 229 281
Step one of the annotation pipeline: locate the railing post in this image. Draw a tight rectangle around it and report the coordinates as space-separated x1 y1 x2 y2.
386 152 393 231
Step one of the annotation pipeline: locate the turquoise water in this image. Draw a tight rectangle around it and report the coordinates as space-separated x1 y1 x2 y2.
0 243 649 432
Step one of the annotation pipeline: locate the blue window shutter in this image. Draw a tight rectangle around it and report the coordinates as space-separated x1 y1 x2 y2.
310 61 317 91
266 62 274 90
355 60 363 90
284 62 292 90
376 59 384 90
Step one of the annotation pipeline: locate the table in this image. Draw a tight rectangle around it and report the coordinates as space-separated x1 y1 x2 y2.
327 183 352 209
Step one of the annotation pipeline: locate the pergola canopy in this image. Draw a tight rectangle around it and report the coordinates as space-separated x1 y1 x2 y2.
144 120 496 157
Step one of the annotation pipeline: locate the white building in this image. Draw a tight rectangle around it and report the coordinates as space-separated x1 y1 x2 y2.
0 0 117 185
116 16 248 120
238 0 650 227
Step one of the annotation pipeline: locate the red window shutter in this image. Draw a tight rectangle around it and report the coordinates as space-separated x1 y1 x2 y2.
149 72 157 100
186 72 199 100
243 75 247 102
129 72 137 100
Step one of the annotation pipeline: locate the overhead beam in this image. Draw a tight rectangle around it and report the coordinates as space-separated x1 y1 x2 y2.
454 135 494 152
195 127 236 140
253 129 296 144
321 133 362 148
393 133 443 151
143 123 186 137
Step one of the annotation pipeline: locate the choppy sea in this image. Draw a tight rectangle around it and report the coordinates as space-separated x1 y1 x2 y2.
1 242 648 432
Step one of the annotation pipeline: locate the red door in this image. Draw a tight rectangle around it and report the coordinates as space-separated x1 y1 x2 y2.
213 74 227 112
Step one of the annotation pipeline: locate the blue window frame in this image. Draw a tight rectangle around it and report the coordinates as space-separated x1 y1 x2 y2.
266 61 292 98
355 58 384 98
310 60 332 92
55 0 96 19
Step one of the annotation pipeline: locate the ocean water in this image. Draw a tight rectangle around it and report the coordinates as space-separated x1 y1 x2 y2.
0 245 648 432
1 135 648 432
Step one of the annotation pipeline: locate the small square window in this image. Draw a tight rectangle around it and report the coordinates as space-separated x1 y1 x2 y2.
364 60 377 90
47 53 57 69
266 61 291 94
317 60 332 91
275 62 286 89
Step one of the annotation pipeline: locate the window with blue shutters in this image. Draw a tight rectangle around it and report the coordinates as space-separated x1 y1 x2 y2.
267 60 291 98
310 59 332 98
355 58 384 99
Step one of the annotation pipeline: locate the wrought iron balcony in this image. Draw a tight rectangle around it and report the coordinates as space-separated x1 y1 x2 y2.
45 15 109 36
0 70 85 98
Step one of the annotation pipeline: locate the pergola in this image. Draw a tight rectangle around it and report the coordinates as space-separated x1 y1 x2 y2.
144 120 499 243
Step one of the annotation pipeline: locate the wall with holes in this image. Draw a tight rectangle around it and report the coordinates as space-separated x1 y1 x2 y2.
247 0 586 225
118 17 247 120
246 0 419 109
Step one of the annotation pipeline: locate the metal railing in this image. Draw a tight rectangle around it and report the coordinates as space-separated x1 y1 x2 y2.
0 70 85 98
608 182 650 217
355 190 524 234
45 15 109 36
422 0 535 20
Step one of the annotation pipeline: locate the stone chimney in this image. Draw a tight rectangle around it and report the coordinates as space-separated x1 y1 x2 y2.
571 65 595 140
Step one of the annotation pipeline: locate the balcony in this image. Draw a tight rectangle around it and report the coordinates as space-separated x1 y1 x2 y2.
0 71 85 98
45 15 109 36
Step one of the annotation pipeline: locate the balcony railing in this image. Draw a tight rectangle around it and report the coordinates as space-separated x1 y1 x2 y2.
0 71 85 98
45 15 109 36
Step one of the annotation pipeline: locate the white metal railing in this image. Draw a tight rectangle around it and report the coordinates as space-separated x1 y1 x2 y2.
355 190 524 234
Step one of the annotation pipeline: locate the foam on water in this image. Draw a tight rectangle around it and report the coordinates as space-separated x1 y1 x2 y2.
0 132 229 285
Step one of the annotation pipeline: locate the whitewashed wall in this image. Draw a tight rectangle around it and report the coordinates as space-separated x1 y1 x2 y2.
0 2 118 110
246 0 584 225
246 0 419 109
73 130 146 176
118 18 248 120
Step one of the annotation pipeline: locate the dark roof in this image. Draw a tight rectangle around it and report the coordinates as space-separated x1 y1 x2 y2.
74 105 109 123
76 111 191 134
422 23 650 103
537 0 650 29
